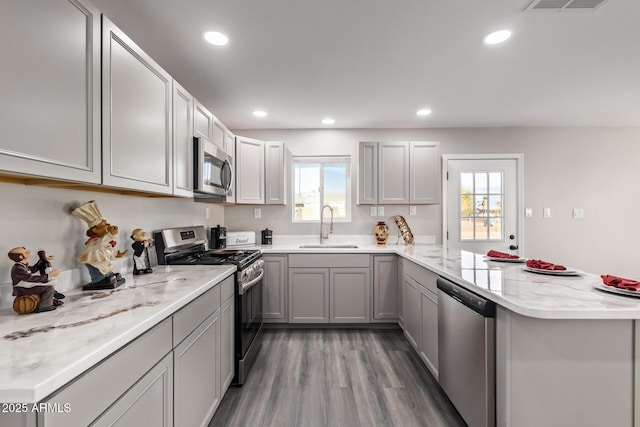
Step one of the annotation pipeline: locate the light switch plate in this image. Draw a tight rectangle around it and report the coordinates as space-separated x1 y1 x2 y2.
378 206 385 216
543 208 551 218
525 208 533 218
254 208 261 219
370 207 377 216
409 206 417 216
572 208 584 219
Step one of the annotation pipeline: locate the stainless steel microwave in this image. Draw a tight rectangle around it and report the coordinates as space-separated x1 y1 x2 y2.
194 136 233 197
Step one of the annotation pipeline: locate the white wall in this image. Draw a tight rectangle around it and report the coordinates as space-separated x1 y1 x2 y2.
0 182 224 307
227 127 640 278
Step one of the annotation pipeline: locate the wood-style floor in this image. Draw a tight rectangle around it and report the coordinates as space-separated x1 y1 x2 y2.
209 328 466 427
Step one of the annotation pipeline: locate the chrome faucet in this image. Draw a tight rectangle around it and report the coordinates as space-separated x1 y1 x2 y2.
320 204 334 243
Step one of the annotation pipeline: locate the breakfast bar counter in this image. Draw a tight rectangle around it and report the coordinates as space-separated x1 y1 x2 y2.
261 243 640 320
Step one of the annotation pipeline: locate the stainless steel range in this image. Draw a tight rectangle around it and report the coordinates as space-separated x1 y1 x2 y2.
153 226 264 385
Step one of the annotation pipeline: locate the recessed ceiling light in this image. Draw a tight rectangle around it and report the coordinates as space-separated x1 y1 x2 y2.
483 30 511 45
252 110 267 117
321 118 335 125
416 109 432 116
203 31 229 46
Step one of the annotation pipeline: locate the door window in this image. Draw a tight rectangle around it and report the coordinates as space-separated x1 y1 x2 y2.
460 171 504 241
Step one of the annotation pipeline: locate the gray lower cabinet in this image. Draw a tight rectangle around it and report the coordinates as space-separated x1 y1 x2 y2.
289 267 371 324
288 254 371 324
404 260 439 377
40 319 173 427
398 257 405 329
372 255 398 321
174 310 220 427
403 274 421 350
102 16 173 194
420 285 438 377
0 0 101 184
220 295 235 392
264 255 288 323
91 353 173 427
289 268 330 323
330 268 370 323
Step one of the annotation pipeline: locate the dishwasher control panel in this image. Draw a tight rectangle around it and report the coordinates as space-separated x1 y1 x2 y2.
437 276 496 317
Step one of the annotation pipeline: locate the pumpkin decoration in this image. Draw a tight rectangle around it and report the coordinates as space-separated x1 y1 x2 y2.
13 294 40 314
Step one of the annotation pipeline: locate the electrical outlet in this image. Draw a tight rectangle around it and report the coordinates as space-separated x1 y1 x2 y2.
543 208 551 218
205 207 211 219
254 208 261 219
525 208 533 218
572 208 584 219
378 206 385 216
409 206 417 216
370 207 377 216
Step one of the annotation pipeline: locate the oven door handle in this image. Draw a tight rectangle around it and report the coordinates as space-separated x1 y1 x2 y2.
239 269 264 295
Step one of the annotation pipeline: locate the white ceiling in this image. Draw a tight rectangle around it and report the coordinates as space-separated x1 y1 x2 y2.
91 0 640 129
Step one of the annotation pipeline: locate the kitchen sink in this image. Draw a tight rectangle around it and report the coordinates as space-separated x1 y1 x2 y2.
299 244 359 249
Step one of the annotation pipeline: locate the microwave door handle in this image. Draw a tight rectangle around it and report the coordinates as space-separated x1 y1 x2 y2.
221 159 233 193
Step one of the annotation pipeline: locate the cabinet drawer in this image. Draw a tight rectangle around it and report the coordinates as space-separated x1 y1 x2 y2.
404 259 437 295
289 254 369 268
220 275 235 303
173 284 221 346
41 318 172 427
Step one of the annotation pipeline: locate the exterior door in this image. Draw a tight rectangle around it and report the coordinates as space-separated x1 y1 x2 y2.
444 155 523 256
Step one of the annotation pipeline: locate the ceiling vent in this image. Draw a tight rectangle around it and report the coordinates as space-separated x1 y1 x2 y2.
524 0 610 11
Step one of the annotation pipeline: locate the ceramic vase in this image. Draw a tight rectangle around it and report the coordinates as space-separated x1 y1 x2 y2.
374 221 389 245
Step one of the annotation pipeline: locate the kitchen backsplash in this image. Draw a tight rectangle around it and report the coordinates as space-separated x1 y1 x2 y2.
0 181 223 310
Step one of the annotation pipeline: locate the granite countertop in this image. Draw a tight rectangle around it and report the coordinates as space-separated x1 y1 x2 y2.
258 242 640 320
0 265 235 403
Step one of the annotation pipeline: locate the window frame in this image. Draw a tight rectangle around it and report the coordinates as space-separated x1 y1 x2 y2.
291 156 352 223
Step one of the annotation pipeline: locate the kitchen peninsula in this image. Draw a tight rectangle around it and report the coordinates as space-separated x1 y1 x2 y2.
1 244 639 426
260 243 639 427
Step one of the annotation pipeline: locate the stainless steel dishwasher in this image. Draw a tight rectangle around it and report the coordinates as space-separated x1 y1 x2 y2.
437 276 496 427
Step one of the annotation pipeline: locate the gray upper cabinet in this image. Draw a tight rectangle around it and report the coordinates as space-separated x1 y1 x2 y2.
265 141 286 205
194 100 213 142
358 141 440 205
102 16 173 194
379 142 410 204
358 142 378 204
212 118 226 152
172 80 194 198
410 141 440 204
235 136 265 204
0 0 101 183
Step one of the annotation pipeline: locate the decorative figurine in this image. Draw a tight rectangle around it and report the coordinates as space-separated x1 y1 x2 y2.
394 215 415 245
8 247 60 314
71 200 128 291
374 221 390 245
130 228 153 275
33 250 65 306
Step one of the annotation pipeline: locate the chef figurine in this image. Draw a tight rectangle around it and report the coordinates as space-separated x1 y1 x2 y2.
130 228 153 275
8 247 60 313
71 200 128 290
33 250 65 306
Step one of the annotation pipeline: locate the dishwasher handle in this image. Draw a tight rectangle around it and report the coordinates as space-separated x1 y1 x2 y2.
437 276 496 317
